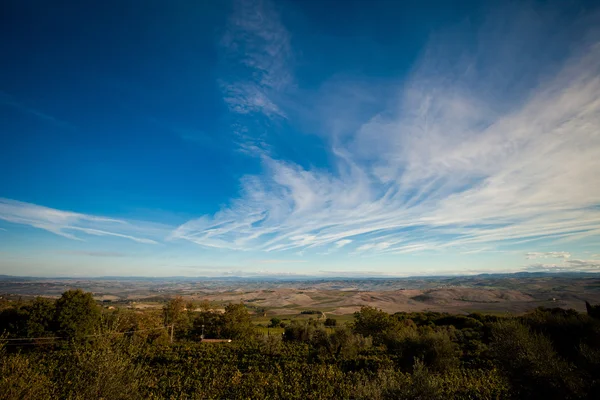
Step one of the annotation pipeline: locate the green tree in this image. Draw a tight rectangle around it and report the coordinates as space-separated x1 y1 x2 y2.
26 297 55 337
489 319 585 398
162 297 191 339
385 327 461 372
54 289 101 341
284 320 318 342
162 297 185 325
0 305 29 337
324 317 337 327
268 317 281 328
330 325 371 359
221 303 254 339
353 306 397 344
198 299 212 312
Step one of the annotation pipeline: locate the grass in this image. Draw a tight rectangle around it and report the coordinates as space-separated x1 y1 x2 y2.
255 326 285 335
251 311 356 331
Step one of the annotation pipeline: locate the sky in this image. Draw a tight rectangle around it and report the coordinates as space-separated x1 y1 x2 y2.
1 0 599 277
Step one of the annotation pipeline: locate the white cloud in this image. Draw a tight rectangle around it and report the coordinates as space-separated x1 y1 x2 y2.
524 258 600 272
356 242 392 253
219 0 292 145
172 5 600 257
221 83 286 119
525 252 571 259
221 0 292 88
256 259 307 264
565 259 600 269
335 239 352 248
0 198 161 244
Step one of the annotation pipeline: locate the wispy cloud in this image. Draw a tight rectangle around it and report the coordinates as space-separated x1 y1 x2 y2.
335 240 352 248
525 252 571 259
566 259 600 269
56 250 130 258
524 258 600 272
0 90 74 130
219 0 293 148
221 83 286 119
221 0 292 89
256 259 307 264
355 242 392 253
0 198 161 244
171 4 600 258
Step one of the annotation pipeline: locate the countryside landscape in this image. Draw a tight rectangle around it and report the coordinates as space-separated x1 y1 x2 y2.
2 273 600 398
2 272 600 317
2 0 600 398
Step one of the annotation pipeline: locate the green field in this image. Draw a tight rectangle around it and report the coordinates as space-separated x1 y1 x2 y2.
251 311 355 336
254 326 285 335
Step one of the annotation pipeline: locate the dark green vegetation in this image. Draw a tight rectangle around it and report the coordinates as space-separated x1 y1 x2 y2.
1 291 600 399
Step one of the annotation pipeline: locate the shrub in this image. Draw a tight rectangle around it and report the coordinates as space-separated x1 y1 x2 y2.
54 289 101 341
489 319 585 398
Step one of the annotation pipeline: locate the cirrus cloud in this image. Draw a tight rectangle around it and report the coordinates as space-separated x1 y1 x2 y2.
172 5 600 257
0 198 162 244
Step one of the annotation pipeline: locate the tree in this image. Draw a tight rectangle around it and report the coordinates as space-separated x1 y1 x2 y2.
163 297 191 338
284 320 317 342
385 328 461 372
162 297 185 325
198 300 212 312
353 306 397 344
489 319 584 398
26 297 55 337
324 318 337 327
54 289 101 341
0 305 29 337
268 317 281 328
586 301 600 319
221 303 254 339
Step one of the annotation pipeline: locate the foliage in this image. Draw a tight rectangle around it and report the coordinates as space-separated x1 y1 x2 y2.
1 291 600 399
54 289 101 341
25 297 55 337
221 303 255 339
586 301 600 319
353 306 398 344
162 297 193 339
489 318 585 398
384 325 461 372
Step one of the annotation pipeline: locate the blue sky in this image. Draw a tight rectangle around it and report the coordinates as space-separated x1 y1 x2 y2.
1 0 599 277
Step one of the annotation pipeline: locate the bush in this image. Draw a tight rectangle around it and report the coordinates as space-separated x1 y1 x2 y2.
384 326 461 372
55 338 150 400
489 319 585 398
353 306 398 344
1 291 599 398
54 289 101 341
0 349 56 399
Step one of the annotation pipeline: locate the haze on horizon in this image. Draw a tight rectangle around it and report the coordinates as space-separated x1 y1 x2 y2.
1 0 600 278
